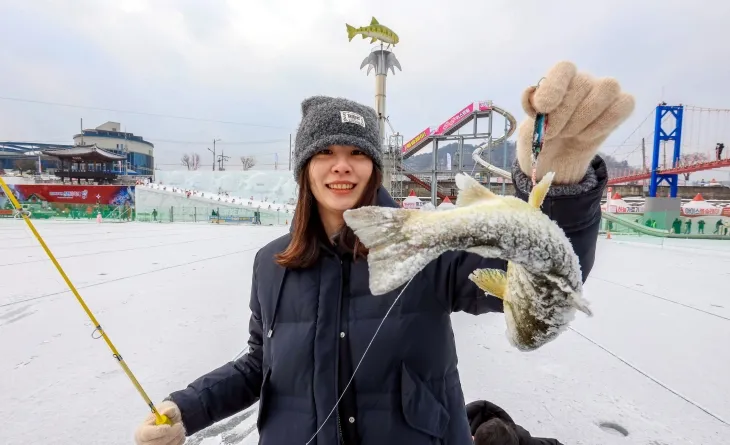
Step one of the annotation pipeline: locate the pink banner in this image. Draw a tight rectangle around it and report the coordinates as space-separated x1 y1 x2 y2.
434 104 474 135
401 100 491 154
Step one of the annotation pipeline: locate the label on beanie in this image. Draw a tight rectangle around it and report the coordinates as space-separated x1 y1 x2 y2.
340 111 366 128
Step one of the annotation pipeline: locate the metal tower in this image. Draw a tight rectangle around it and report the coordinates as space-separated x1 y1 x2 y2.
649 104 684 198
360 45 402 199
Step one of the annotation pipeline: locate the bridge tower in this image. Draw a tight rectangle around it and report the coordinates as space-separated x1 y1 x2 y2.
645 104 684 229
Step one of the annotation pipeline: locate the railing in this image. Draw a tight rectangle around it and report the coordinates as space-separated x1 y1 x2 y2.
601 211 730 242
135 205 290 225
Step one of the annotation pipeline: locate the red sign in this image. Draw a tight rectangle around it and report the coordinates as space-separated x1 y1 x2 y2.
2 185 134 205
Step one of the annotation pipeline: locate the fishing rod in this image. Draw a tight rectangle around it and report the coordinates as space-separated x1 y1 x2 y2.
0 177 171 426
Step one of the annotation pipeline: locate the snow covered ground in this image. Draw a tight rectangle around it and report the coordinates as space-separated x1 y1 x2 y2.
0 221 728 444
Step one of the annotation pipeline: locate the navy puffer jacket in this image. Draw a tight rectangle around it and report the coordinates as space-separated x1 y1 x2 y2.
168 157 607 444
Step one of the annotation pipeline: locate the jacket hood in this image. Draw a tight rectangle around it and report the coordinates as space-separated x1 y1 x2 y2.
466 400 516 435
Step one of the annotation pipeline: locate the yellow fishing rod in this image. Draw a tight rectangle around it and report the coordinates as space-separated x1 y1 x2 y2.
0 177 171 426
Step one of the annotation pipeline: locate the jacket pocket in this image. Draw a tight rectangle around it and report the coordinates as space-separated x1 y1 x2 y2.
400 363 450 439
256 367 272 430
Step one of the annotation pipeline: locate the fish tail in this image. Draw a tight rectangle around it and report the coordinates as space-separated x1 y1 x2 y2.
346 24 357 41
343 206 437 295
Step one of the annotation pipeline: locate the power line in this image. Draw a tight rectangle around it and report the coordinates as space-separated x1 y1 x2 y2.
0 137 289 146
605 108 655 159
0 95 291 130
151 138 288 145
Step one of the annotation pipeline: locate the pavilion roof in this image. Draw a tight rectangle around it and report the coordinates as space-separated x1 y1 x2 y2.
41 144 126 162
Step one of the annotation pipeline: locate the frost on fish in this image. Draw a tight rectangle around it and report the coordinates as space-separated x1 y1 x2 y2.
343 171 591 351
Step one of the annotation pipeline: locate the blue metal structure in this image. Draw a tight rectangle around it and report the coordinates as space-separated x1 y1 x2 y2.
0 142 74 171
0 142 74 153
1 139 153 176
649 104 684 198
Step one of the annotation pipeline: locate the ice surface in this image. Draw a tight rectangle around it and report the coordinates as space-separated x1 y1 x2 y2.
1 222 728 444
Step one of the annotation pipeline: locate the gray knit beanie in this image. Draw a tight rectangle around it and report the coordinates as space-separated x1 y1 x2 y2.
293 96 383 181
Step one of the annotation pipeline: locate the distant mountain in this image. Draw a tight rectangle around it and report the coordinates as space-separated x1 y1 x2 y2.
403 141 517 171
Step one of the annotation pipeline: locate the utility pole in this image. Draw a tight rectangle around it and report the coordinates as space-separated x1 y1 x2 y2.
641 137 647 197
207 146 215 171
217 153 230 171
208 138 221 171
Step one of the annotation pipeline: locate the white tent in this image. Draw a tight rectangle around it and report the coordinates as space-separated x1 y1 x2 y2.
437 195 455 210
402 190 423 209
682 193 717 210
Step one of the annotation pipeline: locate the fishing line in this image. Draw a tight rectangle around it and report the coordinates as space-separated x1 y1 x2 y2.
569 326 729 427
305 276 415 445
589 276 730 322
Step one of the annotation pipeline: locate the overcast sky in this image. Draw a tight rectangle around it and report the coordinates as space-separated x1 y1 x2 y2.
0 0 728 178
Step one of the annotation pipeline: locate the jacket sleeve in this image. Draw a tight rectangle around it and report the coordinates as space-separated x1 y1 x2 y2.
167 252 265 436
447 155 607 315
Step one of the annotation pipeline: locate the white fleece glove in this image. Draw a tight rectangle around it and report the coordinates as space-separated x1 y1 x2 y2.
516 61 635 184
133 401 186 445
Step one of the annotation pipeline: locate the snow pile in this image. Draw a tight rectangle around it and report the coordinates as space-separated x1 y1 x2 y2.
139 183 295 212
135 182 295 225
154 170 298 206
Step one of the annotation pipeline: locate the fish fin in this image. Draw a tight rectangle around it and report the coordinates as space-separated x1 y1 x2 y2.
572 294 593 317
370 37 376 43
343 207 440 295
371 17 379 25
362 34 367 39
528 171 555 208
346 24 357 41
468 268 507 300
454 173 499 206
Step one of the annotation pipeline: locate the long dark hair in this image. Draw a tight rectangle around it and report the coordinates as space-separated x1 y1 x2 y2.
275 163 382 269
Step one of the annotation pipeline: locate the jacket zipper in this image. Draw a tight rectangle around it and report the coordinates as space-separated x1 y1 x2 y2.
337 259 345 445
338 412 344 444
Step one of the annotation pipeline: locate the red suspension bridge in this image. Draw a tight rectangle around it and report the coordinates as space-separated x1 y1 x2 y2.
605 104 730 187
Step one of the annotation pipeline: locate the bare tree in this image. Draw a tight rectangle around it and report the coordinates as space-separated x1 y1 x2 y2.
240 156 256 171
679 153 709 180
14 159 36 174
190 153 200 170
181 154 192 170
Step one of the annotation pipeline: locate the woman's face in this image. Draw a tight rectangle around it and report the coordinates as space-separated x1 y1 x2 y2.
308 144 374 214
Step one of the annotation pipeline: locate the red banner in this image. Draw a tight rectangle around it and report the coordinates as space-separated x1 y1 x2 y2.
1 184 135 205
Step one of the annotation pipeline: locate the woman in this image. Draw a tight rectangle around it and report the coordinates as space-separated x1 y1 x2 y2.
134 61 633 445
